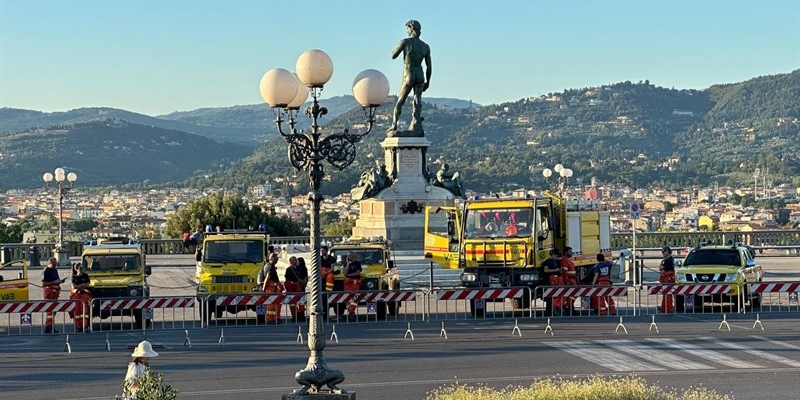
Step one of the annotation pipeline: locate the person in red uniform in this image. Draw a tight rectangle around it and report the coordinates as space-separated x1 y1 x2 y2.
342 251 363 318
42 257 67 333
319 246 336 319
591 253 617 316
284 256 308 321
658 246 676 313
559 247 578 315
258 254 283 323
69 262 92 332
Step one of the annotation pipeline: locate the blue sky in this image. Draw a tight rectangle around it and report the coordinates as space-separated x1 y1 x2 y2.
1 1 798 116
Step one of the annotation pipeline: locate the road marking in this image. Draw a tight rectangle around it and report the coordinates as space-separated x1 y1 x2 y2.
547 341 664 371
750 335 800 350
646 338 762 369
696 337 800 368
602 339 711 370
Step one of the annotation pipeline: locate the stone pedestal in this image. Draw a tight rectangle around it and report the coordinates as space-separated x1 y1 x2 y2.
352 136 455 251
282 393 355 400
54 246 71 266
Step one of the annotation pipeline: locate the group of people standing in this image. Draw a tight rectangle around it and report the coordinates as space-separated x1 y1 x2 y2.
255 246 364 322
540 248 617 316
40 257 93 333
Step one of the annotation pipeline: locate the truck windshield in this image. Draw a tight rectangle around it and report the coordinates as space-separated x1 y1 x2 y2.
683 249 741 266
83 255 140 272
204 240 264 263
333 249 384 265
464 208 533 238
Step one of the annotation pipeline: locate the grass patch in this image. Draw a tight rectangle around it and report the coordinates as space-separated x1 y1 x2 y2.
426 375 732 400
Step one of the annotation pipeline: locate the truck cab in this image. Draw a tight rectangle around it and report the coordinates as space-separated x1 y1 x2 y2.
81 240 150 328
195 230 270 321
328 237 399 319
0 259 28 302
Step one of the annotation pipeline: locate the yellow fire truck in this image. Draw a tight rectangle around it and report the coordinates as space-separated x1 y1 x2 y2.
424 194 612 312
195 230 270 322
0 259 28 302
81 238 151 328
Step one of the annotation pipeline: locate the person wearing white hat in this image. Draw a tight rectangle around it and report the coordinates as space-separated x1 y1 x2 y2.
125 340 159 397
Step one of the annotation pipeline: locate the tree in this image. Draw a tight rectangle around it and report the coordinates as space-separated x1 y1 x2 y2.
0 222 24 243
163 193 304 238
66 218 98 233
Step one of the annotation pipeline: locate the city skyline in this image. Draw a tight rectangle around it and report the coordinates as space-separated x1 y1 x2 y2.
1 1 798 116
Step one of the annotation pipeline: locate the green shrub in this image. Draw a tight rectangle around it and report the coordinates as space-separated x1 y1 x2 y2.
113 368 178 400
426 375 732 400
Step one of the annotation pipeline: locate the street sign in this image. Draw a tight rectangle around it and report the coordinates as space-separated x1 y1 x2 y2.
630 203 640 219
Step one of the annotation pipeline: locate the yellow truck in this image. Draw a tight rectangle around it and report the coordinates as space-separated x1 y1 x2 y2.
0 259 29 302
327 237 400 319
81 239 151 328
195 230 270 322
424 194 612 312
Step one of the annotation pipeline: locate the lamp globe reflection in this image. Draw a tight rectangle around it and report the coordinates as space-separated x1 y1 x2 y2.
259 49 388 396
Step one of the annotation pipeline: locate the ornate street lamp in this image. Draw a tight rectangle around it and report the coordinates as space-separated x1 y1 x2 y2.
542 164 573 198
259 49 389 396
43 167 77 265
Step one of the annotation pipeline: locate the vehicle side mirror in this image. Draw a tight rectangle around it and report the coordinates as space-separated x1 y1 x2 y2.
387 260 394 270
746 259 756 267
674 259 683 267
145 265 152 276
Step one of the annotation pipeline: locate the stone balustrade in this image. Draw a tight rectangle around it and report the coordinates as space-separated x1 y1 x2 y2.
3 230 800 265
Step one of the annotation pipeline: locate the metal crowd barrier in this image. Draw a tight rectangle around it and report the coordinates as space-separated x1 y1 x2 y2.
747 282 800 314
429 287 532 320
203 292 307 327
0 299 78 335
91 296 199 332
324 289 419 324
536 285 630 319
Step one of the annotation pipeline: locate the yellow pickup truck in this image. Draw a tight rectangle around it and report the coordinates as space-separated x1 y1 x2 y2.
0 259 28 302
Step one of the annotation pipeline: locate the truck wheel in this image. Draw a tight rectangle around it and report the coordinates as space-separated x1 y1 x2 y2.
376 301 387 320
387 301 399 316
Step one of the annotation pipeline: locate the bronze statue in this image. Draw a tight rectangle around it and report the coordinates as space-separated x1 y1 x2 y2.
387 20 432 137
351 163 392 202
433 163 465 198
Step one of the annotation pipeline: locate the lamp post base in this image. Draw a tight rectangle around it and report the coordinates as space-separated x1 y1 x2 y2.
282 393 355 400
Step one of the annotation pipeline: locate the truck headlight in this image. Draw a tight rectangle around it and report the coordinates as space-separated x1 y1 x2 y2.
462 273 476 282
129 288 139 297
519 273 538 282
724 274 740 283
197 286 209 294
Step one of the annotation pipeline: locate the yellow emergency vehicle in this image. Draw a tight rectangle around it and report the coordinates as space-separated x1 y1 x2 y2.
424 193 612 313
0 259 29 302
328 237 399 319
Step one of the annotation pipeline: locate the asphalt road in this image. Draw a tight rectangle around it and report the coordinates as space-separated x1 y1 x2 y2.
1 314 799 400
3 256 799 399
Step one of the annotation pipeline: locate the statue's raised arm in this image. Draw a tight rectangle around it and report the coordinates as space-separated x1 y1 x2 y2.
387 20 432 137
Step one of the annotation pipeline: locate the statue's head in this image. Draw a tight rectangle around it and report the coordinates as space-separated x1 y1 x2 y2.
406 20 421 35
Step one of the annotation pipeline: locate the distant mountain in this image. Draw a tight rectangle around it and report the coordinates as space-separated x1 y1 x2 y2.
196 70 800 195
0 119 251 190
0 107 264 146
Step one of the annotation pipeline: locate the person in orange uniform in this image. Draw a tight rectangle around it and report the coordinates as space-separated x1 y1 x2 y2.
658 246 676 313
69 263 93 332
42 257 67 333
319 246 336 319
342 251 362 318
559 247 578 315
258 254 283 323
591 253 617 316
283 256 308 321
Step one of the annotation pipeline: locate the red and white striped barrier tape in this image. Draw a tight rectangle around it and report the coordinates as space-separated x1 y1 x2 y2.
436 288 525 301
647 284 731 295
214 294 306 307
99 297 195 311
0 300 76 314
751 282 800 293
541 286 628 298
326 291 415 304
